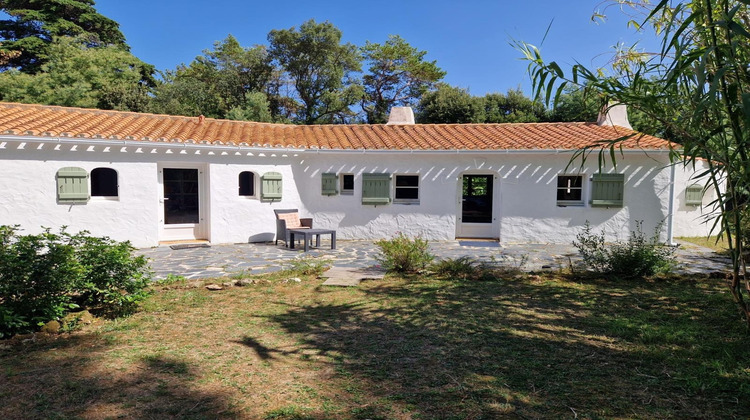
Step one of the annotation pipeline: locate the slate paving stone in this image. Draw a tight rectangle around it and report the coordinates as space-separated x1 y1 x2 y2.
137 239 730 280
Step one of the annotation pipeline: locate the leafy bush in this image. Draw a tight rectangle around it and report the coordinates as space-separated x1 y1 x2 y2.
375 233 434 274
69 232 151 317
0 226 151 337
0 226 83 335
573 221 676 279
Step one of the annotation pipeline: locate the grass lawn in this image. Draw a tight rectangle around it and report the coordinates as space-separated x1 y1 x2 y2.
1 271 749 419
676 236 731 254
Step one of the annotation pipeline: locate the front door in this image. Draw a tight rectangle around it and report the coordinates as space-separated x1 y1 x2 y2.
458 174 498 238
159 166 206 241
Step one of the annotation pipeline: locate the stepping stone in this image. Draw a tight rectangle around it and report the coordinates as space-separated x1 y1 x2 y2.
170 243 211 250
320 266 385 287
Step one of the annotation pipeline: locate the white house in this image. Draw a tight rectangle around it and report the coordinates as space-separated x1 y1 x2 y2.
0 102 713 248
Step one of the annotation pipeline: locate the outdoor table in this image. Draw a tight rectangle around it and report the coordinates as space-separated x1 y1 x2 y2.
288 228 336 252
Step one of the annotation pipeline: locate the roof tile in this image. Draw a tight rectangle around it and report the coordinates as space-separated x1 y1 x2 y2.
0 102 671 151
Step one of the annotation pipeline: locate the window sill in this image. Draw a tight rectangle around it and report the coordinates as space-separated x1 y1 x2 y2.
90 196 120 202
341 190 354 196
556 201 584 207
393 200 420 205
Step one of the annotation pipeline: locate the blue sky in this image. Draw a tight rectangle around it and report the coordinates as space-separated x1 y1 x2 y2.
96 0 657 96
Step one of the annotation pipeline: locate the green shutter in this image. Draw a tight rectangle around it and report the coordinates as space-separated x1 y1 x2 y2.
590 173 624 207
321 173 338 196
261 172 282 200
57 167 89 203
362 174 391 205
685 184 703 206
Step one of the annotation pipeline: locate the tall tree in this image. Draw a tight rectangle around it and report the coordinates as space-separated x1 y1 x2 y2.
482 88 546 123
0 0 127 72
360 35 445 123
547 86 599 122
0 35 153 111
268 19 362 124
519 0 750 325
416 83 484 123
150 35 274 120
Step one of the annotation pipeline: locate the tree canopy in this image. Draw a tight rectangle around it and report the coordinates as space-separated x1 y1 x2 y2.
0 36 153 111
0 0 127 73
149 35 274 120
417 84 547 124
268 19 362 124
361 35 445 123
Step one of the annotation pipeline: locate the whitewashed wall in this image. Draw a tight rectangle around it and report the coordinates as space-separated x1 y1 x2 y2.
0 138 714 247
671 160 717 238
295 151 713 243
0 143 161 247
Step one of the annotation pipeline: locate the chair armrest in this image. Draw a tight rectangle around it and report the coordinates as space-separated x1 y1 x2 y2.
300 218 313 228
277 219 288 230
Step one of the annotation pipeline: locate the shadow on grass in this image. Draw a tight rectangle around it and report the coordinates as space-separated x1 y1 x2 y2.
250 275 750 419
0 333 238 419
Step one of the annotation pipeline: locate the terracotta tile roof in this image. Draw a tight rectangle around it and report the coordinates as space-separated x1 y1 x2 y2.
0 102 670 150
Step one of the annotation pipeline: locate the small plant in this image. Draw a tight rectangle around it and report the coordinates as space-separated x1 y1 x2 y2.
287 257 332 276
431 256 478 280
573 221 676 278
156 273 187 286
375 233 434 274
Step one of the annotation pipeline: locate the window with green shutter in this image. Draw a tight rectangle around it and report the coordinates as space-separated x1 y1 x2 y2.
321 173 338 196
57 167 89 203
685 184 703 206
362 173 391 205
261 172 282 201
590 173 624 208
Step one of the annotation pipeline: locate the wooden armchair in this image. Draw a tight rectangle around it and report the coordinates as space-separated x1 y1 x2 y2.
274 209 313 246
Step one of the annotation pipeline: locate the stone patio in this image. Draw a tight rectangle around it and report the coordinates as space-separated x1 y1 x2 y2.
137 239 731 280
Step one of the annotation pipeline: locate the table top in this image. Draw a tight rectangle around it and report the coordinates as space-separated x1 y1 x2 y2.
288 228 335 234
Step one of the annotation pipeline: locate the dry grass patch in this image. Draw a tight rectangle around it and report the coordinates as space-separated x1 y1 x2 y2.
1 272 749 419
677 235 731 253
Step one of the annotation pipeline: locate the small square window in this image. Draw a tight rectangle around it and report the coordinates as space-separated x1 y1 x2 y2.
394 175 419 204
341 174 354 195
556 175 583 206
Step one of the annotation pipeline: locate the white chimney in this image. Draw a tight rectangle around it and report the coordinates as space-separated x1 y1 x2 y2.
597 103 632 130
386 107 415 125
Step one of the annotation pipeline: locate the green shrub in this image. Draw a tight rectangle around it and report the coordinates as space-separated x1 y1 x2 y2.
69 232 151 317
0 226 152 337
573 221 676 278
375 233 434 274
0 226 83 335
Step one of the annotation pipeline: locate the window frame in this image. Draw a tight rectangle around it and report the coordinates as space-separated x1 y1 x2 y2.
90 167 119 200
555 174 584 207
393 174 420 205
238 171 257 198
340 173 354 195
